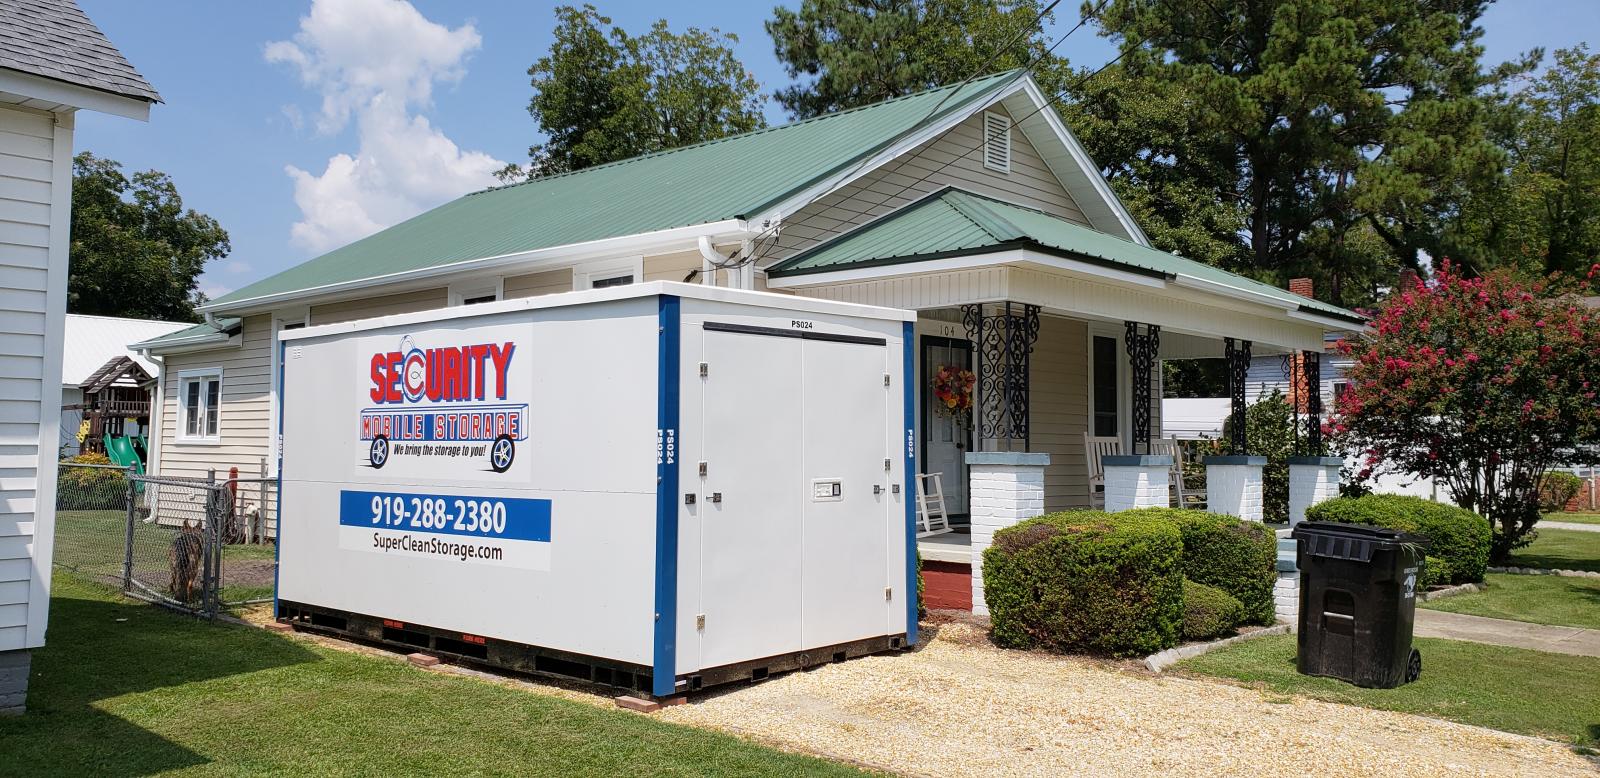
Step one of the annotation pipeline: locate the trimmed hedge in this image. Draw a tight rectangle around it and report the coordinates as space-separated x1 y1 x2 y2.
1304 494 1490 587
1182 579 1245 641
1124 508 1277 625
983 510 1183 657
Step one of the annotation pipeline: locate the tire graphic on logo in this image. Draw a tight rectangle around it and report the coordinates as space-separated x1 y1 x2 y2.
490 434 514 473
369 436 389 469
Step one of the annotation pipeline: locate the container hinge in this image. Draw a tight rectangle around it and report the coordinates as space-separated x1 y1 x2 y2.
696 614 706 630
699 362 709 377
884 587 893 601
698 461 708 477
883 458 891 471
883 373 891 386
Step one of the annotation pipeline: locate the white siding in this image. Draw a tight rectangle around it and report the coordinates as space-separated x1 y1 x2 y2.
154 315 274 530
767 106 1092 263
0 104 71 649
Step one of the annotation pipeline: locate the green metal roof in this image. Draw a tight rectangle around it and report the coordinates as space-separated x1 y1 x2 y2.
130 317 241 349
208 71 1028 309
767 188 1365 323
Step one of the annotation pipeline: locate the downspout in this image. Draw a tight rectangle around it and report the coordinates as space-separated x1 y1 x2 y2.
697 236 728 287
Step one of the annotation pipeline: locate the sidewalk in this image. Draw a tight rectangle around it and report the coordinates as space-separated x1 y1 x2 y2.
1414 609 1600 657
1540 520 1600 533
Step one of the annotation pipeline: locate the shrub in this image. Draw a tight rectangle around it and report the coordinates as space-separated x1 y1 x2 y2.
983 510 1183 657
1305 494 1490 586
1539 472 1585 512
1127 508 1277 624
1182 579 1245 641
57 452 127 510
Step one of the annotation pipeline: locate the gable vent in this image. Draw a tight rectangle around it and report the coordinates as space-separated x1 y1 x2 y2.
982 111 1012 173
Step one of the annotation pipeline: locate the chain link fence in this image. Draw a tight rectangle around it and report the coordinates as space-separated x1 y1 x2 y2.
53 463 278 616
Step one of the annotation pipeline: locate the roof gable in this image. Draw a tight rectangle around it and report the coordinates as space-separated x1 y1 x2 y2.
0 0 159 103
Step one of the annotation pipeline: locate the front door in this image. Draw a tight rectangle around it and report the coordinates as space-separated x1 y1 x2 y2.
921 336 973 519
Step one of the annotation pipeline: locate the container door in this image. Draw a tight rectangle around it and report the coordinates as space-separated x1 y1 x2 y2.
800 338 891 650
696 328 805 669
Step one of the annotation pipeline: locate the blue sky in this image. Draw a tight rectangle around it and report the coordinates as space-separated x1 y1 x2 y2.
74 0 1600 303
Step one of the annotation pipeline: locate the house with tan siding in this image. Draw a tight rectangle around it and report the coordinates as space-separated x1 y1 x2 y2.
1 0 160 714
133 70 1364 610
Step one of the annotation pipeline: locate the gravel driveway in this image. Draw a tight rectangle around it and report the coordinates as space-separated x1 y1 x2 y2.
660 614 1593 777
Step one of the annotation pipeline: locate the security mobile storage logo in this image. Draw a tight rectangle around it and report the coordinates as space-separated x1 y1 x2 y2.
359 335 528 473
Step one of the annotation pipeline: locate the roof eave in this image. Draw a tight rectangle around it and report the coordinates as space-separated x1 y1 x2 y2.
0 67 153 119
199 217 755 315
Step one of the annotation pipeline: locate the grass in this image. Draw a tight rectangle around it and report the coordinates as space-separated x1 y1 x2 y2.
1509 528 1600 572
0 574 866 777
1177 633 1600 748
1546 512 1600 525
1421 573 1600 630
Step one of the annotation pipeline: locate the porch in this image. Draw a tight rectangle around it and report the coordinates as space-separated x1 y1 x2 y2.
762 188 1365 609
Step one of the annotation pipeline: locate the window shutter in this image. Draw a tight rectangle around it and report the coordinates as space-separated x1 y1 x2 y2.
983 112 1011 173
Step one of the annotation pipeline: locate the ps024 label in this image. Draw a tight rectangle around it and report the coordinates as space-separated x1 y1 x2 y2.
337 489 551 570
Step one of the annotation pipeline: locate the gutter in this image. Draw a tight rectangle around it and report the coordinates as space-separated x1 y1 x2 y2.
199 218 754 315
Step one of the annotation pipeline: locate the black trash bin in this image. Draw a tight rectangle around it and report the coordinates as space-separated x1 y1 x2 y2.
1292 521 1429 688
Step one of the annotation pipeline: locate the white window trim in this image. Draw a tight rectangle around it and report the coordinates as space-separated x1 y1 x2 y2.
574 256 644 290
175 367 224 445
449 276 504 306
982 110 1012 173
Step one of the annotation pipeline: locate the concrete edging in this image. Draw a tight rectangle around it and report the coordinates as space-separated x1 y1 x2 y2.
1487 566 1600 579
1417 582 1483 602
1144 624 1292 672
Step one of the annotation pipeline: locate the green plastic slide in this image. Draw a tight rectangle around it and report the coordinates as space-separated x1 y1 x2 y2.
103 434 144 475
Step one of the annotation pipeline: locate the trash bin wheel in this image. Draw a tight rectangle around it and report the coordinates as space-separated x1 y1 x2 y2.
1405 648 1422 683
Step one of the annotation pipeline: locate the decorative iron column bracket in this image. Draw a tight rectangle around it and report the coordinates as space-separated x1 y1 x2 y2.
1124 321 1161 454
1225 337 1252 455
1304 350 1323 455
962 302 1042 451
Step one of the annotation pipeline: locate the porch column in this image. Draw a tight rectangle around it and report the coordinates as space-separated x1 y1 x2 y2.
1205 455 1266 522
966 452 1048 616
1281 349 1326 457
1103 454 1172 512
1123 322 1160 453
1288 456 1343 526
1224 337 1252 454
962 303 1042 451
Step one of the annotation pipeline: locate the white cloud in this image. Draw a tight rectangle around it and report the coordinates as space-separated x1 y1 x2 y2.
268 0 504 254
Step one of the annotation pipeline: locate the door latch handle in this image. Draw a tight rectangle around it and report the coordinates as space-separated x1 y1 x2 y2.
709 492 723 504
873 484 882 495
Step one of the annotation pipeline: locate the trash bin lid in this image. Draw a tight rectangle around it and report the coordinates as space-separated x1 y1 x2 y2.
1292 521 1429 562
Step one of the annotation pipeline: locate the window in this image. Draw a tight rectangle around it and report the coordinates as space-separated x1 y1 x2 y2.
1092 336 1119 437
1333 381 1351 407
449 279 502 306
982 111 1011 173
575 257 644 290
178 370 222 441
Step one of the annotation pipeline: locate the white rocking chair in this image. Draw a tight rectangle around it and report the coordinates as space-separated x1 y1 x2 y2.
1083 434 1123 508
916 473 953 537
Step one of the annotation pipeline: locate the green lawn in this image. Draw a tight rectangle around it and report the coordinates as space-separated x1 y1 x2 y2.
1547 512 1600 525
1510 528 1600 572
0 574 864 776
1421 573 1600 630
1177 633 1600 748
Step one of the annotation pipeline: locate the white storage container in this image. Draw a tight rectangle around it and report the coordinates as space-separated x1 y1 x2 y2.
276 282 918 696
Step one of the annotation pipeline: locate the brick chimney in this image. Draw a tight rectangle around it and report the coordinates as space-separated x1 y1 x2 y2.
1289 277 1314 299
1398 269 1419 291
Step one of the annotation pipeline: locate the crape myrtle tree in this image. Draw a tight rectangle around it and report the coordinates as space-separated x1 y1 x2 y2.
1329 262 1600 562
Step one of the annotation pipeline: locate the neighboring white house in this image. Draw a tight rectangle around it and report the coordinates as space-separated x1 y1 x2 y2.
133 71 1365 594
58 314 187 457
0 0 159 714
